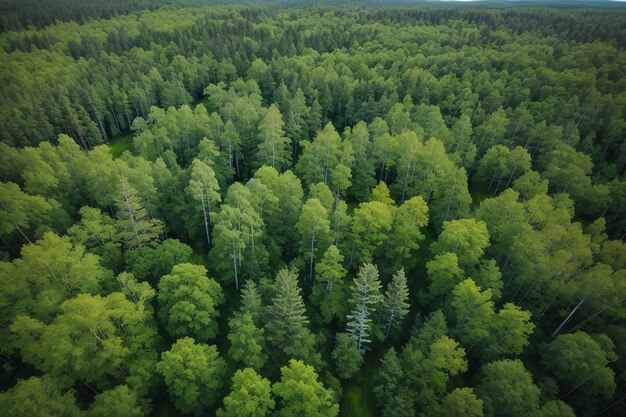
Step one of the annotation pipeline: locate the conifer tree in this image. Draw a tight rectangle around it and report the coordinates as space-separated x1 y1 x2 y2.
267 268 315 360
346 263 383 354
383 268 410 342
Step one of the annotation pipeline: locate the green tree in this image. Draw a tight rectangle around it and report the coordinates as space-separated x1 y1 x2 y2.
536 401 576 417
0 181 58 249
0 376 81 417
332 333 364 380
217 368 275 417
1 232 111 338
11 292 158 394
382 268 410 342
187 158 221 245
387 196 428 270
158 263 224 341
266 268 315 361
346 263 383 354
351 201 394 264
296 198 332 280
450 278 494 347
125 238 193 282
157 337 226 415
431 219 490 271
228 312 267 370
441 388 483 417
87 385 144 417
296 122 353 188
476 359 540 417
256 104 291 170
426 252 464 306
210 183 265 290
542 332 617 405
484 303 534 360
272 359 339 417
370 181 394 205
310 245 348 323
115 176 162 250
67 206 123 271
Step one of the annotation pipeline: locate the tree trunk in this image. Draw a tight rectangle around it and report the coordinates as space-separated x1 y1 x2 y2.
309 224 316 280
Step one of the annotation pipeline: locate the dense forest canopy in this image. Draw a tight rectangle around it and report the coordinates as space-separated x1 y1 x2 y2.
0 1 625 417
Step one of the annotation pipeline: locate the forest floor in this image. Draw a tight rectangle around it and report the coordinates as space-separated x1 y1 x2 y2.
107 131 134 158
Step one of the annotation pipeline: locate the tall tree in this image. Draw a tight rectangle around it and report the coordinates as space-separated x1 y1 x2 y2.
382 268 410 342
311 245 348 323
542 332 617 409
346 263 383 354
187 159 221 246
441 388 484 417
266 268 315 361
11 292 158 395
296 198 332 280
450 278 494 347
351 201 394 265
0 376 81 417
115 176 162 251
256 104 291 171
210 183 265 290
386 196 429 270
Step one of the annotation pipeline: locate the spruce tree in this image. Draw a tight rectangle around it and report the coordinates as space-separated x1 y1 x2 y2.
266 268 315 360
346 263 383 354
383 268 410 342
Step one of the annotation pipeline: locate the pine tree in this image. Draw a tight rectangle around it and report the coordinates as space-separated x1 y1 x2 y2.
266 268 314 360
346 263 383 354
382 268 410 342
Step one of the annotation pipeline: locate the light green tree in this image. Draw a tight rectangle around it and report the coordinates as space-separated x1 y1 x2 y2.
217 368 275 417
272 359 339 417
256 104 291 171
157 337 226 415
158 263 224 341
296 198 332 280
187 158 221 245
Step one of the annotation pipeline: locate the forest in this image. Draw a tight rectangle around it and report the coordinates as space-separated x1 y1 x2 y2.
0 1 625 417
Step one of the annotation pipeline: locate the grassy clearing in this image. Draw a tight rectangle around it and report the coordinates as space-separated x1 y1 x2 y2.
341 345 383 417
107 131 134 158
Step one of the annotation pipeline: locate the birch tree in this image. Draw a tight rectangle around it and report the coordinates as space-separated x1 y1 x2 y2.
387 196 429 270
187 158 221 245
311 245 348 323
115 176 162 251
210 183 264 290
296 198 332 280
